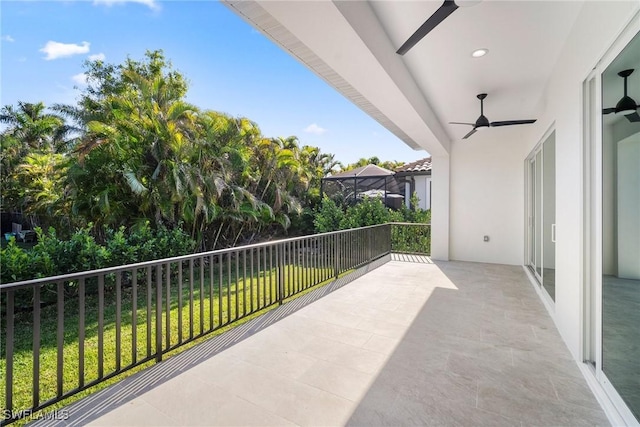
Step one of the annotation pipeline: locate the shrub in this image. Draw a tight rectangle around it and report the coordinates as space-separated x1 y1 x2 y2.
0 238 32 283
312 193 431 234
313 197 345 233
289 207 316 235
340 197 391 229
151 224 197 259
104 226 138 266
388 208 405 223
31 226 109 276
0 223 196 284
391 224 431 254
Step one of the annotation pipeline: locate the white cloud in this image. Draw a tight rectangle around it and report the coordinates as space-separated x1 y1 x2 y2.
88 52 106 61
93 0 160 11
40 41 90 60
1 35 15 42
304 123 327 135
72 73 88 86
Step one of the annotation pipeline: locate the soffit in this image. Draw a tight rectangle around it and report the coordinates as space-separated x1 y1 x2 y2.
224 1 590 152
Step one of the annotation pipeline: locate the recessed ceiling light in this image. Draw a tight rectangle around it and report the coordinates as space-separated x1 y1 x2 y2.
472 48 489 58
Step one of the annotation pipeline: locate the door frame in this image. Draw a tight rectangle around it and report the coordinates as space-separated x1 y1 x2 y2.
580 11 640 425
525 124 556 304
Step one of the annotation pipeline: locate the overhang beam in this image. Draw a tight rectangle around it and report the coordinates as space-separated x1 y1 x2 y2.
223 0 451 156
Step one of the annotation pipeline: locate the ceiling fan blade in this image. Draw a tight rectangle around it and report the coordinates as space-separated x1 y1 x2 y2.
602 108 616 115
449 122 475 126
625 111 640 122
462 128 477 139
490 120 537 127
396 0 459 55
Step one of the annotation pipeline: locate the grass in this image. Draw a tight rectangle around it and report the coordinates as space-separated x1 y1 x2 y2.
0 256 343 425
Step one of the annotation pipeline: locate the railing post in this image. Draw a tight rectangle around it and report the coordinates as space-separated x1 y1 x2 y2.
334 232 340 279
56 281 65 398
155 264 163 362
5 290 14 416
98 276 105 379
2 225 432 424
277 243 284 305
33 286 41 407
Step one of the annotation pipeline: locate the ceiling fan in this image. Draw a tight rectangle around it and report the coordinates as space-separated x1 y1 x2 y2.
603 69 640 123
450 94 537 139
396 0 482 55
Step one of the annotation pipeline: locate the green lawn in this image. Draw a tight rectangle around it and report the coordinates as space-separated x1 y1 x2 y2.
1 259 338 424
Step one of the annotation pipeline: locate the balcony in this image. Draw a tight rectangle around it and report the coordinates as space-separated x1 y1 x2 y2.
2 225 608 426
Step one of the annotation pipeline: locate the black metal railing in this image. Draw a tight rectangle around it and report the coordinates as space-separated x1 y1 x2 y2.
390 222 431 255
0 223 402 425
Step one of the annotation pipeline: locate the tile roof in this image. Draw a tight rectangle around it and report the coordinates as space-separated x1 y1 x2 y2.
325 164 395 179
395 157 432 173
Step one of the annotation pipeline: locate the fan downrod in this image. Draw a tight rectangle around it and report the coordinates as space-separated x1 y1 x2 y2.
476 93 489 128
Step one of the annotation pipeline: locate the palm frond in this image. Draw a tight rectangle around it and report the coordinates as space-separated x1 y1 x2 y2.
123 170 148 195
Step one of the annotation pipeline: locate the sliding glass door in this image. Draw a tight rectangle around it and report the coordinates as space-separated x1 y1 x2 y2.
584 28 639 424
600 30 640 421
527 132 556 301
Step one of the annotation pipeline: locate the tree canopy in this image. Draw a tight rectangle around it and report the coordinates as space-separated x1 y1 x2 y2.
1 50 389 250
340 156 404 172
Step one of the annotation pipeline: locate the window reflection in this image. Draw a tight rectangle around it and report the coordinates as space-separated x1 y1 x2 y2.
601 31 640 421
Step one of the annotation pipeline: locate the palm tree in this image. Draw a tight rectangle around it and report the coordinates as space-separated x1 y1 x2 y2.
70 52 200 228
0 102 70 152
0 102 72 222
14 151 69 220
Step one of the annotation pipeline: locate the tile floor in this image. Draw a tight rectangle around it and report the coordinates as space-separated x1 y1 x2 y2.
42 258 610 426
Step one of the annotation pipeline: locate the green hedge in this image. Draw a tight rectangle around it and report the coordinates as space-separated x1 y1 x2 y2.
313 196 431 255
0 222 196 284
313 196 430 233
390 224 431 255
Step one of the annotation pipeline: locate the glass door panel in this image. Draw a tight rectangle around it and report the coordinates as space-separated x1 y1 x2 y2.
601 30 640 421
542 134 556 301
534 150 543 279
526 134 555 301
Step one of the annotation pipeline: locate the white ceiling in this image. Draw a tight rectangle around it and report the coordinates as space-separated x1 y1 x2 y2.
369 1 584 140
224 1 637 153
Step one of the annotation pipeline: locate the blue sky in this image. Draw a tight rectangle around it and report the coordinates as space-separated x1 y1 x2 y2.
0 0 427 165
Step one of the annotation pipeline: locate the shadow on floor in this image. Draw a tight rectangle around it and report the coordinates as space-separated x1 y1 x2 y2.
30 256 391 427
345 261 609 426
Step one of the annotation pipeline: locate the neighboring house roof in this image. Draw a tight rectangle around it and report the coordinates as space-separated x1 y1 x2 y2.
395 157 432 175
323 164 395 180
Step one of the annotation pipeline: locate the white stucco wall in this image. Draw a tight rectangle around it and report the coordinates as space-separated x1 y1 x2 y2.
414 176 431 210
449 128 528 265
446 1 639 359
533 1 638 361
431 155 450 261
